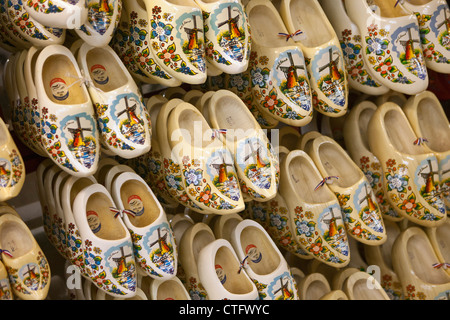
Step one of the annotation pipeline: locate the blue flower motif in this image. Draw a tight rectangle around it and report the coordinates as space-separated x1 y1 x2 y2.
366 38 388 55
252 206 267 222
148 159 161 175
270 214 286 230
251 68 269 88
285 110 299 120
150 20 173 42
387 174 408 192
184 169 202 186
296 220 314 237
165 174 180 190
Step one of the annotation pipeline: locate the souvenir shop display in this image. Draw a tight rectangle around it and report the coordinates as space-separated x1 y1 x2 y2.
0 0 449 302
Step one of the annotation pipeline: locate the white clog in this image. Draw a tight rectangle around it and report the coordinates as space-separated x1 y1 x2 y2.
344 0 429 95
111 172 178 280
0 0 31 50
73 183 137 298
103 164 135 193
77 42 152 159
35 44 100 176
230 219 299 300
23 0 88 29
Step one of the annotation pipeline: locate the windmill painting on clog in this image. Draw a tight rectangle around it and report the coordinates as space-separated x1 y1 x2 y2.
345 0 429 95
76 0 122 47
195 0 250 74
246 0 312 127
320 0 389 96
122 0 181 87
23 0 88 29
402 0 450 74
7 0 66 47
144 0 207 85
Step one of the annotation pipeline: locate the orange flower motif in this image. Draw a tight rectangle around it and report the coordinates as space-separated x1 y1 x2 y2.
399 197 417 213
386 159 396 168
294 206 303 214
308 242 323 255
199 190 212 204
352 225 363 236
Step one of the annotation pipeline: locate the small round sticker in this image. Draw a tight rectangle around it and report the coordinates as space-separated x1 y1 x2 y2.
245 244 262 263
127 195 144 216
87 211 101 233
50 78 69 101
90 64 109 85
215 264 226 284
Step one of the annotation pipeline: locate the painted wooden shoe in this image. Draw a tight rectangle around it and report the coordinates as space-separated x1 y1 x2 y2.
197 238 259 300
402 0 450 74
403 90 450 213
156 99 206 213
342 270 390 300
344 0 429 95
111 171 178 279
278 149 351 267
306 135 388 245
230 219 299 300
23 0 88 29
143 0 207 85
52 169 71 259
0 213 51 300
367 102 447 227
73 183 137 298
279 126 302 151
0 260 13 300
75 0 122 48
61 174 97 277
343 101 404 222
0 0 31 50
77 43 152 159
246 0 313 127
178 222 216 300
425 219 450 276
95 286 148 300
375 89 408 107
122 0 182 87
6 0 66 47
193 0 250 75
167 102 245 214
0 116 25 203
279 0 349 117
364 219 404 300
392 226 450 300
208 90 280 202
35 44 100 177
212 212 243 241
320 0 390 96
297 273 331 300
148 276 191 300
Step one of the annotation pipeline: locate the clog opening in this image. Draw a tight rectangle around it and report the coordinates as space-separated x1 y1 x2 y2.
280 130 301 151
288 0 334 48
42 54 89 105
86 192 127 240
248 4 293 47
380 221 400 270
192 229 215 263
215 246 255 294
304 279 330 300
0 120 8 146
157 279 188 300
384 109 425 155
288 155 336 203
213 95 255 132
177 108 212 148
436 223 450 263
349 278 386 300
96 164 115 185
417 97 450 152
359 108 375 151
70 178 96 209
172 220 193 244
407 233 450 284
219 217 241 241
317 142 362 188
86 48 127 92
0 220 34 257
370 0 410 18
119 179 160 228
239 225 280 276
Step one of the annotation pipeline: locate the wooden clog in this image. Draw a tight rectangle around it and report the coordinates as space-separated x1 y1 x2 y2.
320 289 349 300
297 273 331 300
342 270 390 300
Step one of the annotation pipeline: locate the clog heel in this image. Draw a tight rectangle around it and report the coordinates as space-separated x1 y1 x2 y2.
342 270 390 300
297 273 331 300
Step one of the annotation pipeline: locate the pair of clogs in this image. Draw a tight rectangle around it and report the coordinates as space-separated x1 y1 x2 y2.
0 204 50 300
246 0 348 126
37 158 178 298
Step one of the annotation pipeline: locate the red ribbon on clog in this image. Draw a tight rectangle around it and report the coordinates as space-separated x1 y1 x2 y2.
238 255 249 274
413 137 428 146
278 29 303 42
0 249 13 258
314 176 339 191
432 262 450 270
212 129 227 139
110 207 136 219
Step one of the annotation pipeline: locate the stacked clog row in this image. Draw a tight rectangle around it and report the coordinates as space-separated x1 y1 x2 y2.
0 203 50 300
5 42 152 178
36 157 180 299
127 89 280 215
